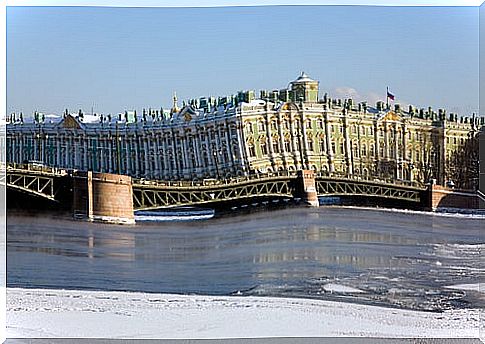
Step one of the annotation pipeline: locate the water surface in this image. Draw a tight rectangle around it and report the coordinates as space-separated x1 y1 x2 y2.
7 207 484 311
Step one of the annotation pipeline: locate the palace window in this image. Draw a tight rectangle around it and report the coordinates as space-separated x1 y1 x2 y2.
261 139 268 155
319 140 325 153
258 121 266 132
340 142 345 155
202 151 209 166
246 122 253 133
331 142 336 154
361 144 367 156
370 145 374 156
271 120 278 131
318 119 324 129
307 138 314 151
352 125 357 134
248 144 256 157
353 144 359 157
273 139 279 153
284 139 291 152
284 120 290 130
306 120 312 129
223 148 230 163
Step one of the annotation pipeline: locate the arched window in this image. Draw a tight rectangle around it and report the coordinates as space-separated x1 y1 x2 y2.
271 120 278 131
307 138 314 151
361 144 367 156
284 138 291 152
319 140 325 153
272 137 279 153
248 144 255 157
284 119 290 130
318 118 324 129
261 138 268 156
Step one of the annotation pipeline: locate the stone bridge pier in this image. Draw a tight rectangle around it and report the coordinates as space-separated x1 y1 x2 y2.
72 171 135 224
295 170 319 207
427 184 480 210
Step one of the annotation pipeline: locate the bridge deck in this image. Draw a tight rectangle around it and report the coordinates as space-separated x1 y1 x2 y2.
4 164 427 211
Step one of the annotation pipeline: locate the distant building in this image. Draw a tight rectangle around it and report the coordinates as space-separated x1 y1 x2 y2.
6 73 483 189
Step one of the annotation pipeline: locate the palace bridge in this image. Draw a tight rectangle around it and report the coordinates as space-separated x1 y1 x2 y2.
3 163 444 224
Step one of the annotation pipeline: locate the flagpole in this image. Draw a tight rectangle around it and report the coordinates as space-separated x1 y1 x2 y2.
386 86 389 110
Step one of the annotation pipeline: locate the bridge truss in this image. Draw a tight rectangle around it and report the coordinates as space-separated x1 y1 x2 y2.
315 178 422 203
3 165 68 202
132 176 294 210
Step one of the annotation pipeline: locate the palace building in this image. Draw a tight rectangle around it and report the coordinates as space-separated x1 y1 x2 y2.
6 73 483 189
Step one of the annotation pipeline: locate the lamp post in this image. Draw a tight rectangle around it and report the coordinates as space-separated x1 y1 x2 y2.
44 134 49 165
297 132 305 171
408 162 414 185
212 144 220 179
357 117 363 177
116 122 121 175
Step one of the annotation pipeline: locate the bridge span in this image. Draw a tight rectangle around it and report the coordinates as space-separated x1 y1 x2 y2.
3 163 440 223
131 173 423 210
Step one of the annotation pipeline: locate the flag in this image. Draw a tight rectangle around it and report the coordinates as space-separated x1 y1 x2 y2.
387 88 395 101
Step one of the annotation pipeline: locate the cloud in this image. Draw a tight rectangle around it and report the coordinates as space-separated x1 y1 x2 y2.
330 87 409 109
330 87 383 105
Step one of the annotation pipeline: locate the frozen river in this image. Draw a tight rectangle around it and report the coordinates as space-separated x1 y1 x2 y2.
7 206 484 312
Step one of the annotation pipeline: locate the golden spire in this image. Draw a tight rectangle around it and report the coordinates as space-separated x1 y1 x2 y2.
171 91 179 114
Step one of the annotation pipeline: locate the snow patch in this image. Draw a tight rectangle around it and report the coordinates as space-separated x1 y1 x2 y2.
444 283 484 293
322 283 365 293
7 288 480 339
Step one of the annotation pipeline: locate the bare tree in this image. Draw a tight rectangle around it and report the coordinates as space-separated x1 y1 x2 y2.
447 132 479 190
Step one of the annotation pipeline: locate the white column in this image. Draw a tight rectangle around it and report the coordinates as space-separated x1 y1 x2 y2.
84 136 88 170
143 136 150 178
125 136 131 176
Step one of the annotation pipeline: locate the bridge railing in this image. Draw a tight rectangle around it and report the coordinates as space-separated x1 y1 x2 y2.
133 170 298 188
5 162 69 176
5 161 425 190
475 189 485 202
314 171 424 189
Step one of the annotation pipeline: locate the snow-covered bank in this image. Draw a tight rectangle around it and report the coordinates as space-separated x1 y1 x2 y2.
330 205 485 219
7 288 482 339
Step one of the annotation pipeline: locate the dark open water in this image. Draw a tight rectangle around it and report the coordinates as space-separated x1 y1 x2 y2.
7 206 484 312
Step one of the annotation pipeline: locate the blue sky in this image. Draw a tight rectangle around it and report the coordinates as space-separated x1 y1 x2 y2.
6 5 479 116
